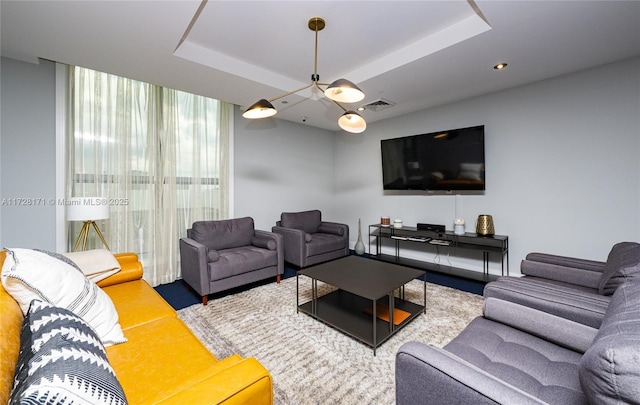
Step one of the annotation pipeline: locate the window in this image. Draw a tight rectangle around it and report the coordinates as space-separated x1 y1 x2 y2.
67 66 230 286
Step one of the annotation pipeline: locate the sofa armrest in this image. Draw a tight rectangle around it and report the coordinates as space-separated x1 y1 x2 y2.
521 255 604 290
272 226 306 265
396 342 544 405
113 252 142 266
179 237 210 297
525 252 606 272
484 278 609 328
97 252 143 288
252 230 277 249
320 222 349 256
254 230 284 276
483 298 597 353
156 357 273 405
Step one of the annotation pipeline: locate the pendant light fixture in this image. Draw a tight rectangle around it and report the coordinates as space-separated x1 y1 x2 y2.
242 17 367 133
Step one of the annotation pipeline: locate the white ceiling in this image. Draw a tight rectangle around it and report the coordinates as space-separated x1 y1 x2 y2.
2 0 639 132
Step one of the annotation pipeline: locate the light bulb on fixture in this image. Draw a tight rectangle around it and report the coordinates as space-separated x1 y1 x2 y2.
325 79 365 103
338 111 366 133
242 17 367 133
242 99 277 119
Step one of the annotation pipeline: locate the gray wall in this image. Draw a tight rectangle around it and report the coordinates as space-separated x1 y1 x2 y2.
0 57 57 250
233 111 338 231
332 57 640 274
2 56 639 279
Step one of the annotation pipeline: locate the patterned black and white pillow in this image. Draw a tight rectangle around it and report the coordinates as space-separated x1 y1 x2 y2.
10 300 127 405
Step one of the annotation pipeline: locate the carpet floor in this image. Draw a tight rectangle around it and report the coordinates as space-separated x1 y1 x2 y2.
177 276 483 405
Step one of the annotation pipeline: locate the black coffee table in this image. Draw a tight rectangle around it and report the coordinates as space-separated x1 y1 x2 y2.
297 256 426 355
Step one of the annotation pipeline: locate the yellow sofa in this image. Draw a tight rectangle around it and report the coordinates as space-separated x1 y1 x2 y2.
0 251 273 404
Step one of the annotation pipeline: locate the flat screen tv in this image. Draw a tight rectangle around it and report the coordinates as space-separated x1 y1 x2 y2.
380 125 485 191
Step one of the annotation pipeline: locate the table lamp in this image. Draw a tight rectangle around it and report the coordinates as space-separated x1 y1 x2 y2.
66 197 110 251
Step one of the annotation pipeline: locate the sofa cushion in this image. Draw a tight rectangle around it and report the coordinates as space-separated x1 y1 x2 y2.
444 317 586 404
208 247 278 281
62 249 121 283
191 217 255 251
482 297 598 354
10 300 127 405
579 281 640 404
598 242 640 295
105 316 220 404
306 233 345 257
1 248 126 346
101 279 176 331
280 210 321 234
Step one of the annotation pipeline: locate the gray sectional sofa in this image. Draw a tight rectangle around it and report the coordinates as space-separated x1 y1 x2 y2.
396 242 640 404
483 242 640 328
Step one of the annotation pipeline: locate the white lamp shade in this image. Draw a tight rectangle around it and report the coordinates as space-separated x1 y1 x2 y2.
338 111 367 133
66 197 110 221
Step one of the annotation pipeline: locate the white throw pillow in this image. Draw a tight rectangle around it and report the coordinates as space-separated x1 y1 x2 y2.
62 249 121 283
1 248 127 346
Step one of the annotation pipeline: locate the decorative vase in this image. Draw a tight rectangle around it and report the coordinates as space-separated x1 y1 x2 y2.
355 218 366 255
453 218 465 235
476 214 495 236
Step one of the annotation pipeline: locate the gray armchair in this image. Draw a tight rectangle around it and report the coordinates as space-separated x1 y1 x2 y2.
272 210 349 268
179 217 283 305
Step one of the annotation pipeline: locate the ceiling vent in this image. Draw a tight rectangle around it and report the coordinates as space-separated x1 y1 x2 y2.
361 98 396 112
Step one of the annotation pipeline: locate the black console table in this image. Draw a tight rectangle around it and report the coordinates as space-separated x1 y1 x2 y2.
368 224 509 283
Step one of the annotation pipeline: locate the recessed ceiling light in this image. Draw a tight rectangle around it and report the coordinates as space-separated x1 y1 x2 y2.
493 63 508 70
357 106 365 111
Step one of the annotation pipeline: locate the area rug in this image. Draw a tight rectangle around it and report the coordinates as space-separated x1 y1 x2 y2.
177 276 483 405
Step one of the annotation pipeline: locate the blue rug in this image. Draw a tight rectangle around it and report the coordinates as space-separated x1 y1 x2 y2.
154 265 298 310
154 257 485 310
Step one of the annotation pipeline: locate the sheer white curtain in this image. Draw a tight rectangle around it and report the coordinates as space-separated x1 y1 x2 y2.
67 66 229 286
